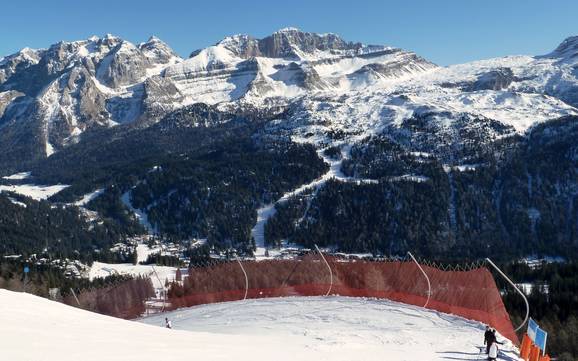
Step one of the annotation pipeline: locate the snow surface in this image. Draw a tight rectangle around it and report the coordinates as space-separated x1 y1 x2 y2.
251 203 277 256
45 142 55 157
140 295 522 360
136 243 161 264
7 197 27 208
1 289 520 361
0 183 69 200
74 188 104 206
2 171 31 180
88 261 176 290
121 190 156 234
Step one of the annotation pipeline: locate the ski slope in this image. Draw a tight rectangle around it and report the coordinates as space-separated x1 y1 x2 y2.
1 289 520 360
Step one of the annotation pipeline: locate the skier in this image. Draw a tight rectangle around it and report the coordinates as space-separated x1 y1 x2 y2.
491 329 503 344
165 317 172 329
483 325 493 354
488 341 499 361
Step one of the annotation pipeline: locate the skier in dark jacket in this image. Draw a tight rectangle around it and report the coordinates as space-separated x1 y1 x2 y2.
484 326 493 354
486 328 503 355
491 329 503 345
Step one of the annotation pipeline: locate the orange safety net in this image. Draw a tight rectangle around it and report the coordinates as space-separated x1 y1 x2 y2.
168 255 518 345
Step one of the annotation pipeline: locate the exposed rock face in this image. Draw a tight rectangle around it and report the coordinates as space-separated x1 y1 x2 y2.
139 36 180 64
0 90 24 120
255 28 360 59
0 48 42 84
139 76 183 124
96 41 150 88
205 28 361 60
469 68 515 91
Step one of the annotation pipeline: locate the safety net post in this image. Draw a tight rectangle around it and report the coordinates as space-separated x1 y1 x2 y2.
485 258 529 332
236 257 249 301
407 252 431 308
315 245 333 296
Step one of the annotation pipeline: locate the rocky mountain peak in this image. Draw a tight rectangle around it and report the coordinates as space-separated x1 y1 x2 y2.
274 26 301 34
258 28 360 59
146 35 162 43
214 34 260 58
202 28 370 60
139 35 180 64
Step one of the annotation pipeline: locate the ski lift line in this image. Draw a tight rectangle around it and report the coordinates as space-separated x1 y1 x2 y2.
235 257 249 301
407 252 431 308
69 287 81 307
485 258 530 332
151 265 166 313
314 245 333 297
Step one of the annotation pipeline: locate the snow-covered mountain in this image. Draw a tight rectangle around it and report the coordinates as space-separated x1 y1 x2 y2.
1 29 577 259
1 28 577 170
0 34 181 164
162 27 435 106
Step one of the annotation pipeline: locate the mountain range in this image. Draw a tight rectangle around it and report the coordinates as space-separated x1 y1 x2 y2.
0 28 577 260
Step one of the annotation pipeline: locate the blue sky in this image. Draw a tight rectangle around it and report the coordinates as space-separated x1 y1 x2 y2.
1 0 577 65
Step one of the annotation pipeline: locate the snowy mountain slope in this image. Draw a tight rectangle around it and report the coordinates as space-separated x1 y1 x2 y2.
1 28 577 173
1 289 520 361
162 28 436 106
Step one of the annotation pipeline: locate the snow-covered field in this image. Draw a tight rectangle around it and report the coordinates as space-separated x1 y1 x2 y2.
1 171 31 180
88 258 181 308
0 183 69 200
1 290 521 361
88 261 176 289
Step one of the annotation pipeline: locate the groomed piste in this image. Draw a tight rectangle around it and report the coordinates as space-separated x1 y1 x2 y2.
1 289 520 361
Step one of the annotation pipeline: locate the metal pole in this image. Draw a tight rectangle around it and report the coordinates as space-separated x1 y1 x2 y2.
485 258 530 332
407 252 431 308
314 245 333 297
236 257 248 301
